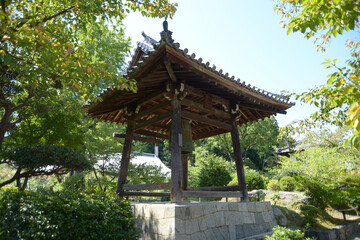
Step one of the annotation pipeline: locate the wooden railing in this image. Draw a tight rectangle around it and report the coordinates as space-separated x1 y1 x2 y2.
122 183 243 199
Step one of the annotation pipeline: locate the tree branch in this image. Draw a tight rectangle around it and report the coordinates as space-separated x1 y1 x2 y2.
12 92 35 111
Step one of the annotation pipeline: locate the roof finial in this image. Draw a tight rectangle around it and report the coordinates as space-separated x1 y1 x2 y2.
163 20 168 32
160 20 173 44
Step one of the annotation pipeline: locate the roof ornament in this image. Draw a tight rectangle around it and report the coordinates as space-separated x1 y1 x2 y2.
160 20 174 44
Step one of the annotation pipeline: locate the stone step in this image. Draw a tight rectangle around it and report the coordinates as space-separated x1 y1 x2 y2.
238 231 273 240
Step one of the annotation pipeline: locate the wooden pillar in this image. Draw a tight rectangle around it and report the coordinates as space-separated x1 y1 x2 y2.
170 96 182 203
116 117 135 197
230 114 249 201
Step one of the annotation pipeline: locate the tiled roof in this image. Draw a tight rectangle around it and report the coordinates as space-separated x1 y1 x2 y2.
124 23 294 107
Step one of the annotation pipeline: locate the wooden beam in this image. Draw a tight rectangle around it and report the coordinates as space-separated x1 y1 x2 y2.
170 95 182 203
230 113 249 201
181 98 231 120
238 108 251 122
124 191 170 197
184 83 230 108
182 191 243 198
113 133 162 144
134 129 169 140
116 117 135 197
182 111 232 131
164 56 177 83
204 93 213 110
135 100 170 120
187 186 241 191
123 182 171 191
193 129 229 140
135 88 167 108
134 112 172 130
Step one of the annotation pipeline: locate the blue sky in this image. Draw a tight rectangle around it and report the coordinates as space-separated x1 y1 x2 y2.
122 0 353 127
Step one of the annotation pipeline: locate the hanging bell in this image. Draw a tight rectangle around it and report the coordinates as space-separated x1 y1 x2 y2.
181 119 193 154
169 119 193 154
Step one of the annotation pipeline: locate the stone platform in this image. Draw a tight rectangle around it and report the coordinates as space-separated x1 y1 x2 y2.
132 201 276 240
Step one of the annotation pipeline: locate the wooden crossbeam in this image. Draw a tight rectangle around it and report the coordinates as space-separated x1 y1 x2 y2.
113 133 162 144
181 98 230 120
182 190 243 198
134 112 172 130
135 100 170 120
123 191 170 197
182 111 232 131
135 129 168 140
123 182 171 191
187 186 241 191
193 129 229 140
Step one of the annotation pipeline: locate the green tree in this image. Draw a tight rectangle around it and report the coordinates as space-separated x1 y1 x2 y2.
275 0 360 148
188 146 232 188
0 0 177 150
204 117 279 171
0 145 91 189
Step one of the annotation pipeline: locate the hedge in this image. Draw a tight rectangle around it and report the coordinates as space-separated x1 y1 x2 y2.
0 189 138 240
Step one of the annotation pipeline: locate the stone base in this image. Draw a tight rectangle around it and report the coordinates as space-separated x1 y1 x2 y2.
132 201 276 240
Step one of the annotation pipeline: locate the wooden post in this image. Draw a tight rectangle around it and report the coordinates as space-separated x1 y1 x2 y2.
116 117 135 197
170 95 182 203
230 114 249 201
181 153 188 202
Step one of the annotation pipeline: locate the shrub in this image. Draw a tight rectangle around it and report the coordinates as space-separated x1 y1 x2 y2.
279 176 297 191
0 189 138 239
198 156 232 187
246 169 265 191
296 176 330 210
265 226 315 240
271 194 281 205
267 179 280 191
189 147 232 188
228 168 265 191
300 204 321 227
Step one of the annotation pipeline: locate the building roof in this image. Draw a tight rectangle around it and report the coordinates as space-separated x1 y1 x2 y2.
86 22 294 140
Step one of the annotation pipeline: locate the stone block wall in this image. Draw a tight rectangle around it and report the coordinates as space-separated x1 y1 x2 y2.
132 201 276 240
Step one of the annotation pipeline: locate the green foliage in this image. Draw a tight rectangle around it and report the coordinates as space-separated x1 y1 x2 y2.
202 117 279 171
279 176 297 192
198 157 232 187
0 0 177 151
1 145 91 189
0 188 138 239
245 169 266 191
271 194 281 205
189 147 232 187
296 175 335 210
128 163 168 185
229 168 265 191
275 0 360 148
7 144 90 171
267 179 281 191
300 204 321 227
265 226 315 240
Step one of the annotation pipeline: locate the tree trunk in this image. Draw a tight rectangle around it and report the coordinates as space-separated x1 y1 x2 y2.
0 105 12 150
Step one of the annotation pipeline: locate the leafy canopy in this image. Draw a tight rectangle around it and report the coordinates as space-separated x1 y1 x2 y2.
0 0 177 150
275 0 360 148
